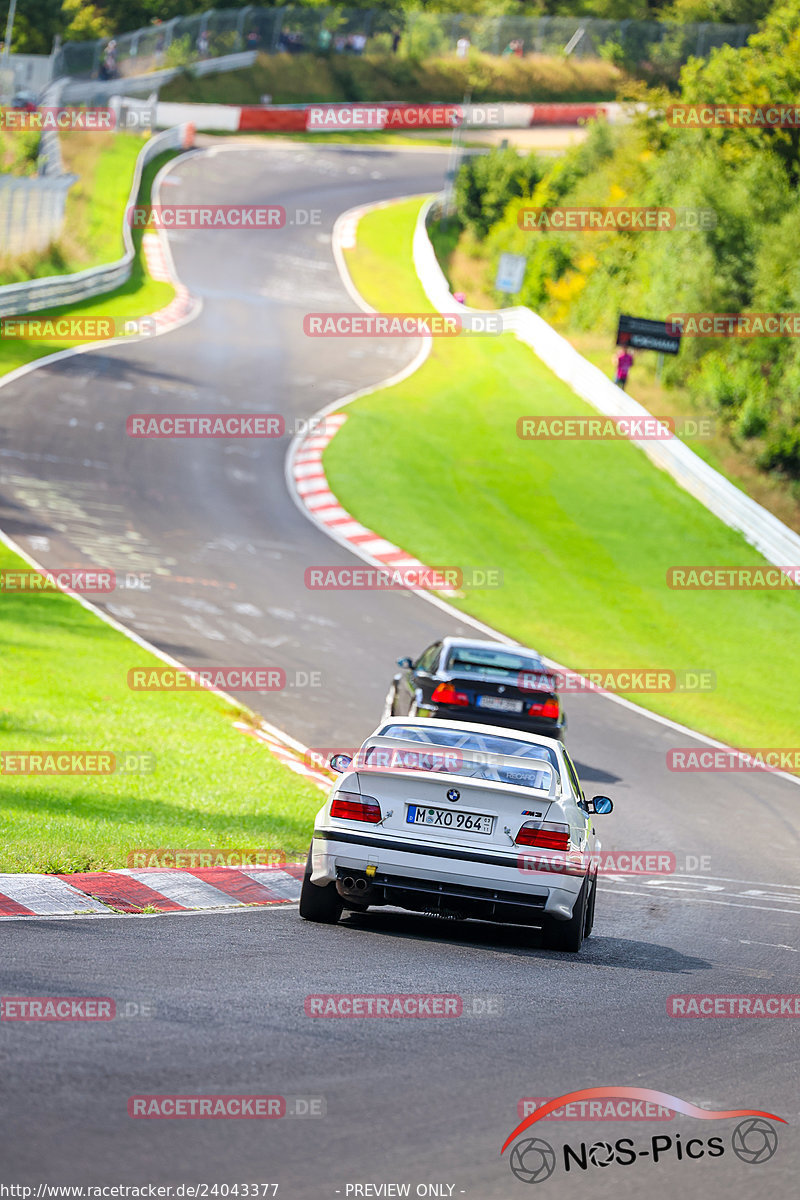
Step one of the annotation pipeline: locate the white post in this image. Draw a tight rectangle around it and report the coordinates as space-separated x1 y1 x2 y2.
1 0 17 65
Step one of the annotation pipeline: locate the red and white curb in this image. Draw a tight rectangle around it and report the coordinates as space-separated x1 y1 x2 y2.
0 864 306 918
234 721 333 789
291 413 460 598
157 100 614 135
142 231 198 331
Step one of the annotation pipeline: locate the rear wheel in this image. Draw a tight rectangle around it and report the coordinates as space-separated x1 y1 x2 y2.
298 849 343 924
542 876 588 953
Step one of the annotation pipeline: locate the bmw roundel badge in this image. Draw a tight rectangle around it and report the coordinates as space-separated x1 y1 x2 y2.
446 788 460 802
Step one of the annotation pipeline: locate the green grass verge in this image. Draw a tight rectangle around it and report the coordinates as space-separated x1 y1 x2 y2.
0 541 322 874
0 133 147 286
0 150 177 379
161 51 622 106
324 198 800 753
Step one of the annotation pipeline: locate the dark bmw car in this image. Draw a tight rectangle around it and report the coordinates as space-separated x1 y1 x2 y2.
385 637 566 740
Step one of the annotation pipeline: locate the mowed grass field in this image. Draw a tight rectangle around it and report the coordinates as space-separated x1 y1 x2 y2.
324 198 800 752
0 544 322 874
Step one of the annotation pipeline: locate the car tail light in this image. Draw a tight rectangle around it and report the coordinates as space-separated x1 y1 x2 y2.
515 821 570 850
331 791 382 823
431 682 469 707
529 698 560 719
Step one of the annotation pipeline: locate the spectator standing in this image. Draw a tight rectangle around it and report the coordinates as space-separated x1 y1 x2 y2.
456 36 470 58
614 345 634 390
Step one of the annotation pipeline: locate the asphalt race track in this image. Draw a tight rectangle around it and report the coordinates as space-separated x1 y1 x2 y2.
0 144 797 1197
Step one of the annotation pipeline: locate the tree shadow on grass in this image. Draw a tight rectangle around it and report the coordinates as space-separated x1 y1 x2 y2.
0 781 316 845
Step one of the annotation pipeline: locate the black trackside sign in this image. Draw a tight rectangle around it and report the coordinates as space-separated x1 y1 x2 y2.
616 314 683 354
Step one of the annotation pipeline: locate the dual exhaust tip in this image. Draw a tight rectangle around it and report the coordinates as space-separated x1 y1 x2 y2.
342 875 369 892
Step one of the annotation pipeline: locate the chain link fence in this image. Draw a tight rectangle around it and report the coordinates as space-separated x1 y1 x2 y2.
52 6 754 83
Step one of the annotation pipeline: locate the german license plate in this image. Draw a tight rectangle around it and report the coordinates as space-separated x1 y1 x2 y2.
407 805 494 834
477 695 523 713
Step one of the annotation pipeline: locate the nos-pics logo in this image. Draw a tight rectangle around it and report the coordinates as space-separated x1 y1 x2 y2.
502 1088 783 1185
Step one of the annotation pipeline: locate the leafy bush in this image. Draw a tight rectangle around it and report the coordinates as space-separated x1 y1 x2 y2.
759 423 800 477
454 146 544 239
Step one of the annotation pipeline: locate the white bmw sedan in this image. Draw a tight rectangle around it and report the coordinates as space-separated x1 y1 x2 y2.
299 718 614 952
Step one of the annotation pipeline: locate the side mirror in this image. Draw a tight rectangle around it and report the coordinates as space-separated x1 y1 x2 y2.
589 796 613 815
397 657 413 669
329 754 353 774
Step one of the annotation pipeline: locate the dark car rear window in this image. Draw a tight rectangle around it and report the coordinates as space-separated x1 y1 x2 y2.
445 646 547 677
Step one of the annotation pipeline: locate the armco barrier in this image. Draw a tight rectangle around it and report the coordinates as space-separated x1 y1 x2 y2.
0 80 77 258
152 100 611 133
58 51 258 106
414 197 800 567
0 124 193 318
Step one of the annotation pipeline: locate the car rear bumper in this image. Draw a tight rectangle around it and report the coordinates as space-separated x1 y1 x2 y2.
419 703 565 739
310 828 585 923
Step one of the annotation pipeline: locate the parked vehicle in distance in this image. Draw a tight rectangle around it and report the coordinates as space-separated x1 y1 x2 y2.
11 91 38 112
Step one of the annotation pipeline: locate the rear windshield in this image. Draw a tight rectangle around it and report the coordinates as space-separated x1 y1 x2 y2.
359 744 556 792
445 646 546 678
377 723 560 773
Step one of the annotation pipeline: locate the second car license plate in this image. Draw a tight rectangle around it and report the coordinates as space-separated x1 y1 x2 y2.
477 695 523 713
407 806 494 834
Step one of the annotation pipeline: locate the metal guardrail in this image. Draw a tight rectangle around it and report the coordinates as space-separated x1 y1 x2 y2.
0 124 191 317
415 198 800 567
58 51 258 106
0 80 76 258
